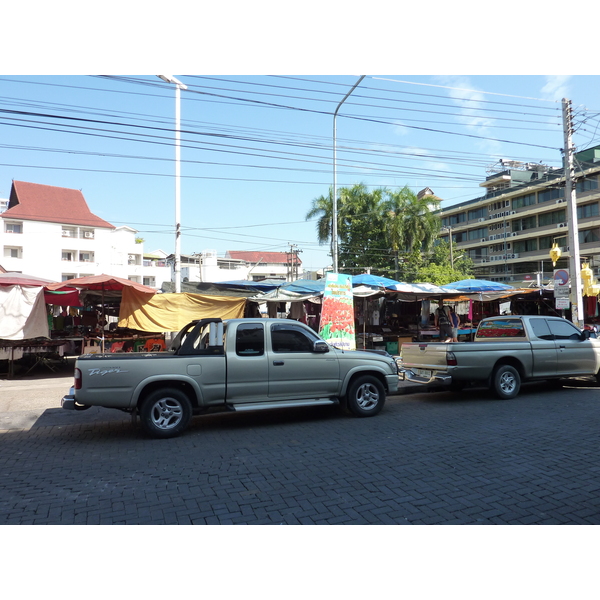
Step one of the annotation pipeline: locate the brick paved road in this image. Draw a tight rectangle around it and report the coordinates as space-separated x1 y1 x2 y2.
1 380 599 524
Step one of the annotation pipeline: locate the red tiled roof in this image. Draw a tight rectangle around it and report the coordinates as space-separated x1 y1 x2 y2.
226 250 302 265
2 181 114 228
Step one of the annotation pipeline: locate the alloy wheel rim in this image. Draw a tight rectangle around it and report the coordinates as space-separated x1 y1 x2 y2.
357 383 379 410
151 398 184 430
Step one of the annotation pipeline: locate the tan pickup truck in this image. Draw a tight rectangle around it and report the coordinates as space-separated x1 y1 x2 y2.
400 315 600 399
61 318 399 438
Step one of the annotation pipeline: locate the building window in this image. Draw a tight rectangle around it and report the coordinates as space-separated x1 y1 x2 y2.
468 227 488 240
4 246 22 259
512 193 536 210
576 177 598 193
81 229 95 239
143 277 156 287
62 250 75 261
5 222 23 234
448 213 466 226
513 239 538 253
577 202 599 219
512 216 537 231
62 227 76 238
538 236 554 250
79 251 94 262
62 273 76 281
468 207 487 221
579 228 600 244
538 209 566 227
128 254 140 265
538 188 564 203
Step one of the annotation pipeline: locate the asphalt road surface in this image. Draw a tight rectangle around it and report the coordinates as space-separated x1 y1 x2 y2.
1 363 599 525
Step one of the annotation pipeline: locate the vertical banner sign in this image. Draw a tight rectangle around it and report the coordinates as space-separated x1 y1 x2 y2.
319 273 356 350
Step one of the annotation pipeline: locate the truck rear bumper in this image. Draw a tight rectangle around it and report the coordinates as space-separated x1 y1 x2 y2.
61 387 76 410
399 368 452 386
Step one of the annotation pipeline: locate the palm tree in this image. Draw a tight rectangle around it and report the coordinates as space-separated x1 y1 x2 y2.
382 186 441 278
306 187 334 260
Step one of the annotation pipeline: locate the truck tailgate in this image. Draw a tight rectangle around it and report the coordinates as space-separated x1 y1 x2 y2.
401 342 449 374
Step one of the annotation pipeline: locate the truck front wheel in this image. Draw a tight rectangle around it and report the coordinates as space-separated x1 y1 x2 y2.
139 388 192 438
491 365 521 400
346 375 385 417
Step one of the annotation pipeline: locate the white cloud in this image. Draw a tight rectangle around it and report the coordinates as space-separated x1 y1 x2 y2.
541 75 572 101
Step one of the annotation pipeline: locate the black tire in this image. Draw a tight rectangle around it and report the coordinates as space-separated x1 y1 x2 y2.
346 375 385 417
139 387 192 438
491 365 520 400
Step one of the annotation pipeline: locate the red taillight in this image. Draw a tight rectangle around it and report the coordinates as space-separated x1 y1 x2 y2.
446 351 457 366
74 368 82 390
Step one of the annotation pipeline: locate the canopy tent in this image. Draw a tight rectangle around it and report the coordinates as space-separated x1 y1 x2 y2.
0 285 49 340
386 281 467 301
0 272 55 287
351 274 403 289
46 274 156 295
0 273 56 340
442 279 515 292
118 287 246 332
47 274 156 351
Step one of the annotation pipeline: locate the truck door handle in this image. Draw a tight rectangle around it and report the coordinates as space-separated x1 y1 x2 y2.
559 345 565 349
273 361 284 366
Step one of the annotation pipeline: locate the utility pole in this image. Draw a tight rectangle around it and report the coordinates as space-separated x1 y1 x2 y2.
288 244 301 281
562 98 584 328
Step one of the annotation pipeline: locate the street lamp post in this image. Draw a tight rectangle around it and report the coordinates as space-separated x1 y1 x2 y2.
442 226 454 268
333 75 365 273
158 75 187 293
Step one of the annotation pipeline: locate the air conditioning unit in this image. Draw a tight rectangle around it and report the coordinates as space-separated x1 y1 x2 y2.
62 230 72 236
511 232 518 237
510 211 516 215
556 199 565 204
128 254 135 261
478 218 485 222
512 253 519 258
481 259 489 263
557 223 567 228
481 238 487 243
84 232 94 238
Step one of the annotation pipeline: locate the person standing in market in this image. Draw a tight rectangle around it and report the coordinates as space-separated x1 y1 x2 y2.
434 299 453 343
449 305 460 342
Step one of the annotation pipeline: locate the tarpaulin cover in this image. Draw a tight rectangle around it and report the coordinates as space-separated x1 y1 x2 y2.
0 285 50 340
118 287 246 332
44 288 82 306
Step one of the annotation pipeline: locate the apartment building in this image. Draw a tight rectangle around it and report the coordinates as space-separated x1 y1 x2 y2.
0 181 170 289
439 145 600 285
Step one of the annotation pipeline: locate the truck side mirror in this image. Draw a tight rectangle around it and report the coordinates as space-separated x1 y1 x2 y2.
313 340 330 353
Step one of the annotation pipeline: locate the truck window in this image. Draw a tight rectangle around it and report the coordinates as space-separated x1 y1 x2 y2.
547 319 582 340
236 323 264 356
271 324 315 353
476 318 525 338
529 318 553 340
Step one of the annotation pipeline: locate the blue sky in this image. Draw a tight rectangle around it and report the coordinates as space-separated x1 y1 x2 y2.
2 6 599 274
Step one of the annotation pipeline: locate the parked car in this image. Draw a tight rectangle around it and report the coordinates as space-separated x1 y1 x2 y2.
62 318 399 438
400 315 600 399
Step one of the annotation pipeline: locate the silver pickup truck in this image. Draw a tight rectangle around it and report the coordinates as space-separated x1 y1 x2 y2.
400 315 600 399
62 318 399 438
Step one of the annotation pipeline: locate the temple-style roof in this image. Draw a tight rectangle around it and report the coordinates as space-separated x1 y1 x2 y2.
2 181 114 228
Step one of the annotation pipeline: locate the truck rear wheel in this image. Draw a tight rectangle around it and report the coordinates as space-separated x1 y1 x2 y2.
139 388 192 438
346 375 385 417
491 365 520 400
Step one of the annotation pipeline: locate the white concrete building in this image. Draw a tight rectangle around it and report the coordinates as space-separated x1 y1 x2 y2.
0 181 170 289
